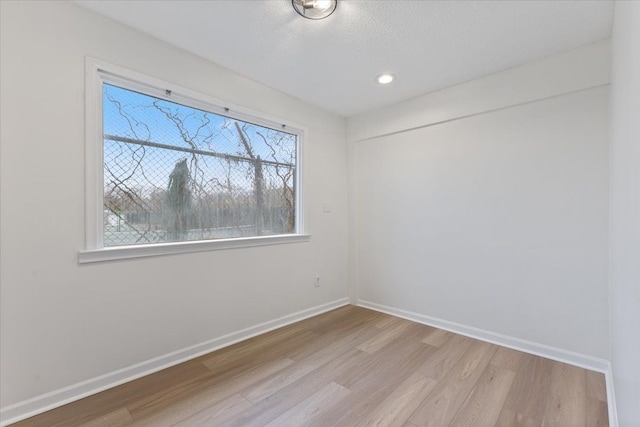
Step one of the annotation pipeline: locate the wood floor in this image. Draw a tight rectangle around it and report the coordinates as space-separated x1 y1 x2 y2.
13 305 608 427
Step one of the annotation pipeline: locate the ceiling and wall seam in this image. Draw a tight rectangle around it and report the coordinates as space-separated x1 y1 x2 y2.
74 0 615 117
353 83 610 143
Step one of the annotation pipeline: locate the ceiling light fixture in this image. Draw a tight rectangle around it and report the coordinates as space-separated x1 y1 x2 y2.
292 0 337 20
376 73 395 85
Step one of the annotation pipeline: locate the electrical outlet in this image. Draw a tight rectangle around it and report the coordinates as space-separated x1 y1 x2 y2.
315 276 320 287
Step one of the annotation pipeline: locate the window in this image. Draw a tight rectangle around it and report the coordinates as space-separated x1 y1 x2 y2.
80 59 307 263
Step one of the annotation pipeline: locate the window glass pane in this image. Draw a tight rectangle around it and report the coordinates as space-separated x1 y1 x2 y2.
102 84 297 247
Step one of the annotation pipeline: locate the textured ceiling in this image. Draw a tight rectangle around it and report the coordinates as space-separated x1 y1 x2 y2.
76 0 614 117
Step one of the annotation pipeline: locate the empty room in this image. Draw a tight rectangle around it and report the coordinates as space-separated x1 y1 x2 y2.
1 0 638 426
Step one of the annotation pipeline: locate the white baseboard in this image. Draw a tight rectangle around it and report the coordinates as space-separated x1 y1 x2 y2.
358 299 609 371
358 300 618 426
0 298 350 426
605 363 619 427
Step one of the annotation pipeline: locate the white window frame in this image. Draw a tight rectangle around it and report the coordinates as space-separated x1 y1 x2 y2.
79 58 309 264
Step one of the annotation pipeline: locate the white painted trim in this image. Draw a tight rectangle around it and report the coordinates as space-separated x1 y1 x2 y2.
85 57 103 250
0 298 350 426
83 57 309 260
86 57 308 133
605 363 619 427
358 300 619 424
358 300 620 424
357 300 610 372
78 234 311 263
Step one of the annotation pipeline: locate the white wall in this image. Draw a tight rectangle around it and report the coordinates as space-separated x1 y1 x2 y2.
0 0 348 419
610 2 640 425
0 0 624 423
349 42 610 359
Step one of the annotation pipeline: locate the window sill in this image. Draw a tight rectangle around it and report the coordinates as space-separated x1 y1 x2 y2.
78 234 311 264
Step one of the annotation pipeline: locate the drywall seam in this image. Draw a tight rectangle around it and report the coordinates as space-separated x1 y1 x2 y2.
353 83 609 143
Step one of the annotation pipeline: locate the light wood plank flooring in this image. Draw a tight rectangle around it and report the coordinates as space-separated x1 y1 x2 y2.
13 306 608 427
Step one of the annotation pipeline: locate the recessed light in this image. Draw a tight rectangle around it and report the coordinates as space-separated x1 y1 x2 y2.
376 73 395 85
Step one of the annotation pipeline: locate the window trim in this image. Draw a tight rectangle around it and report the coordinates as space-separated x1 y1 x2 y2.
80 57 309 264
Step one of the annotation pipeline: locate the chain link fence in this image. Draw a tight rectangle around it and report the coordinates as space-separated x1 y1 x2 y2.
102 84 297 247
